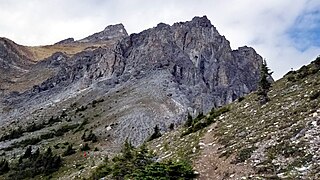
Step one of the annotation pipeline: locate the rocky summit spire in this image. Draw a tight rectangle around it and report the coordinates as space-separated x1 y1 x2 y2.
78 23 128 43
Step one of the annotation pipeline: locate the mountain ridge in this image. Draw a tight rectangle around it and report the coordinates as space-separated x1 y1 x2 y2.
0 16 273 179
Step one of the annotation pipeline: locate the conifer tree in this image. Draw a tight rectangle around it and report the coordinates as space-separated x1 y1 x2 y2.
257 60 273 104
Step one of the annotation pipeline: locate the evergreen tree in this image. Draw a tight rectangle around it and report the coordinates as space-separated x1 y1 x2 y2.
185 112 193 127
0 159 10 175
23 146 32 159
148 125 162 141
257 60 273 104
63 144 76 156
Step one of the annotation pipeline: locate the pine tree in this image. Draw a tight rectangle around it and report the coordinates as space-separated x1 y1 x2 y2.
185 112 193 127
0 158 10 175
257 60 273 104
23 146 32 159
148 125 162 141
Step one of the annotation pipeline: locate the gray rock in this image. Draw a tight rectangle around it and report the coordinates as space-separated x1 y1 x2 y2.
0 16 264 146
54 38 75 45
78 24 128 43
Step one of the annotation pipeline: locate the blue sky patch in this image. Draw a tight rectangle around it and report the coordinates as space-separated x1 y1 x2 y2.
288 9 320 51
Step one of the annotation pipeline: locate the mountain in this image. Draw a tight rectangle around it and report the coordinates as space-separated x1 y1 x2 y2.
0 16 266 179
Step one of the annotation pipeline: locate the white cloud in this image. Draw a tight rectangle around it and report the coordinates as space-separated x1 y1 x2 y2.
0 0 319 79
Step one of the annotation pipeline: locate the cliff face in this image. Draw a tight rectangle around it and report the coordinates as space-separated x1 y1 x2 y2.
118 16 262 112
0 16 263 147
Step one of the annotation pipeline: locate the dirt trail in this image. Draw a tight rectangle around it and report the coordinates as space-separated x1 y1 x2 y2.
194 123 254 180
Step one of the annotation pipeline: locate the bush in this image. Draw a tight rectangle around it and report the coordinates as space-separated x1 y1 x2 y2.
89 141 197 180
75 106 88 113
0 126 24 142
16 137 41 148
169 123 175 130
40 132 55 140
234 147 257 164
9 147 62 179
25 122 45 133
182 106 229 136
130 160 196 179
23 146 32 159
74 119 88 133
90 157 111 179
147 125 162 141
238 96 245 102
63 144 76 156
0 159 10 175
54 124 79 136
46 116 62 126
310 91 320 100
185 113 194 127
81 143 91 151
82 130 98 143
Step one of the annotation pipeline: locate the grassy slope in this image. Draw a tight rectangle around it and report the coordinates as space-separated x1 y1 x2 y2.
1 57 319 179
148 57 320 179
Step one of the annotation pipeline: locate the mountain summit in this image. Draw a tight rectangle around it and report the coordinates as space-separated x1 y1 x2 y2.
0 16 269 179
78 23 128 43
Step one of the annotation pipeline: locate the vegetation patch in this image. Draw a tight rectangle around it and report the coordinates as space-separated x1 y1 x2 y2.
89 141 197 180
54 124 79 137
147 125 162 141
182 106 229 136
81 130 98 143
234 146 257 164
63 144 76 156
309 91 320 100
0 159 10 175
1 146 62 179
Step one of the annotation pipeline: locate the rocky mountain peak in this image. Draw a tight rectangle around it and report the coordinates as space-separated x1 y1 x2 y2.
0 16 265 166
78 23 128 43
54 37 75 45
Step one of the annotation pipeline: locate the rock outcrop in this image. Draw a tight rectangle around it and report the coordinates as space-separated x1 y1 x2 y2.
78 23 128 43
0 16 264 146
54 38 75 45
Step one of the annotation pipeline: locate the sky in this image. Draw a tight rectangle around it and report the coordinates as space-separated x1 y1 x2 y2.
0 0 319 79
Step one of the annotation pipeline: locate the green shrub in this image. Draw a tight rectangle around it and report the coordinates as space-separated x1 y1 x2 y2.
129 160 196 179
91 99 104 108
74 119 88 133
147 125 162 141
234 147 257 163
0 158 10 175
0 126 24 142
185 113 194 127
16 137 41 148
54 124 78 136
46 116 62 126
82 130 98 143
75 106 88 113
9 147 62 179
23 146 32 159
169 123 175 130
90 157 111 179
182 106 229 136
81 143 91 151
238 96 245 102
89 141 196 180
63 144 76 156
40 132 55 140
310 91 320 100
25 122 45 133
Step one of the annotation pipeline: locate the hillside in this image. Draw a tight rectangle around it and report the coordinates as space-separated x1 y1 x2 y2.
148 56 320 179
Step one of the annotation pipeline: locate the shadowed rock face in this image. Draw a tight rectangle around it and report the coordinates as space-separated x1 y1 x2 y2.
0 16 264 146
